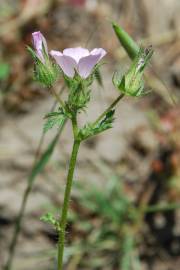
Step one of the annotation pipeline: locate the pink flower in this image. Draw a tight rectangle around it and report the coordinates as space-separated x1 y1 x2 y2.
32 31 48 63
50 47 106 78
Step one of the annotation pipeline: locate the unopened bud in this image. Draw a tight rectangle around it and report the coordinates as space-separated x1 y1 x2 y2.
28 31 59 87
113 46 153 97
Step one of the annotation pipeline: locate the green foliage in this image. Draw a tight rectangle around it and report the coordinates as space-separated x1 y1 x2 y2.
27 45 37 60
68 88 91 113
64 64 103 115
0 62 10 80
64 74 81 92
113 46 153 97
145 202 180 213
121 233 135 270
66 78 91 114
28 130 62 185
35 62 59 88
40 212 60 231
78 110 115 140
27 46 60 87
112 22 139 60
43 109 66 133
77 177 133 223
61 177 140 269
41 174 179 269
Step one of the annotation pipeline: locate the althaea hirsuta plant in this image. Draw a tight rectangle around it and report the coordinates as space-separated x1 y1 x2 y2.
28 30 153 270
5 26 153 270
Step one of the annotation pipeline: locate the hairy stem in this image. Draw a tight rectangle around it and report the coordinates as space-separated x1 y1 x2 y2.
57 138 80 270
93 93 124 126
50 87 66 109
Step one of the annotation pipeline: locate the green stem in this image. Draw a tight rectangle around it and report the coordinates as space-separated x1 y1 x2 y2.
50 87 66 110
72 115 78 137
144 202 180 213
57 139 80 270
93 93 124 126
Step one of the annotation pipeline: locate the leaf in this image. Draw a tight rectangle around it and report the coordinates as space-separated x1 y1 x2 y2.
44 111 64 118
99 110 115 127
40 212 57 225
40 212 60 231
78 110 115 140
112 22 139 60
28 124 65 185
43 111 66 133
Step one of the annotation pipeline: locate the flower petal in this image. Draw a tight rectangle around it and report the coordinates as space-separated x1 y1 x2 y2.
78 54 101 78
50 50 77 78
63 47 89 63
32 31 48 62
90 48 107 60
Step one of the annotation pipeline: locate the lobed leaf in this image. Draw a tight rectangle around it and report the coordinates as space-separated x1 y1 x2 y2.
43 111 66 133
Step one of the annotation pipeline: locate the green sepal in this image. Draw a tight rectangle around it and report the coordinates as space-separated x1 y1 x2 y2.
64 64 104 115
113 46 153 97
35 62 60 88
27 45 39 61
64 74 81 92
112 22 139 60
65 78 91 114
64 62 103 91
27 46 60 87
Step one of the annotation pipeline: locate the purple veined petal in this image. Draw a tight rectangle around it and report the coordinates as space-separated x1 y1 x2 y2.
50 50 77 78
32 31 48 62
90 48 107 60
78 54 101 78
32 31 48 53
36 49 44 62
63 47 89 63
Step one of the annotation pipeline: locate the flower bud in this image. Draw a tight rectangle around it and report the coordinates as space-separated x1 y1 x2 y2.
28 31 59 87
34 59 59 88
32 31 48 64
113 46 153 97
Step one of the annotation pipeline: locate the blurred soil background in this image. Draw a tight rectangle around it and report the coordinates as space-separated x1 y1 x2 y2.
0 0 180 269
